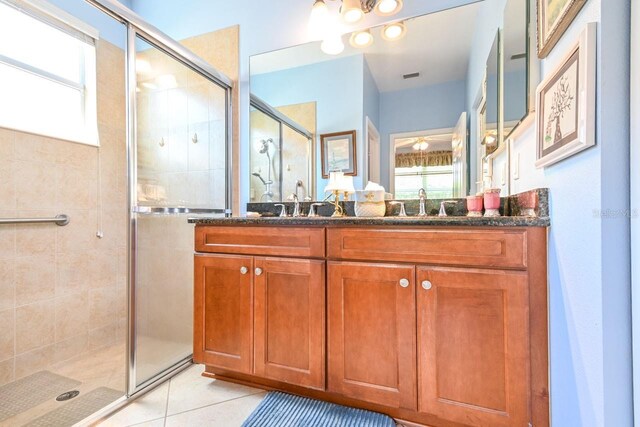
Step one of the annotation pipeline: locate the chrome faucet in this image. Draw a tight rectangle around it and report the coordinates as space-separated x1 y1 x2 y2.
308 203 324 217
291 194 301 217
438 200 458 217
275 204 287 217
390 201 407 217
418 188 427 217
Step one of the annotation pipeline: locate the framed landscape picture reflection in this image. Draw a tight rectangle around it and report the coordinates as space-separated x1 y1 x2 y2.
537 0 588 58
535 23 596 168
320 130 357 178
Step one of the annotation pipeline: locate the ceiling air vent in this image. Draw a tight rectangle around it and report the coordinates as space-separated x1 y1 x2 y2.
403 72 420 79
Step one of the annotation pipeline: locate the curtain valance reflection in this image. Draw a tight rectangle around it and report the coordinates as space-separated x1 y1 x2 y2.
395 151 453 168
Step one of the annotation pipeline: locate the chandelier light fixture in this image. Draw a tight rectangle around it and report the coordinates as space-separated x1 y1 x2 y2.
413 140 429 151
310 0 406 54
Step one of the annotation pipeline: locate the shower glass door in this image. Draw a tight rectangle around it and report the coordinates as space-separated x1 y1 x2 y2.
131 35 230 391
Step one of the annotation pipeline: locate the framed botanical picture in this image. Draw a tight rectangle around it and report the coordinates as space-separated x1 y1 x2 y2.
535 22 596 168
537 0 588 58
320 130 357 178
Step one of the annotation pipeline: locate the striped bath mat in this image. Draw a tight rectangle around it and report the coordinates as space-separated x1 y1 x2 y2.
242 391 396 427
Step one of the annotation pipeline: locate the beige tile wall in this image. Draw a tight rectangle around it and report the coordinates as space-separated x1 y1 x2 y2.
0 39 127 386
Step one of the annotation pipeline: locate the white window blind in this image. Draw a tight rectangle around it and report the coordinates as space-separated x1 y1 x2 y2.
0 0 99 145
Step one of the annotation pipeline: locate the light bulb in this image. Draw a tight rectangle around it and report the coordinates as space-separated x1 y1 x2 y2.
343 8 364 23
321 33 345 55
381 22 406 41
350 30 373 48
309 0 330 40
342 0 364 23
374 0 403 16
413 141 429 151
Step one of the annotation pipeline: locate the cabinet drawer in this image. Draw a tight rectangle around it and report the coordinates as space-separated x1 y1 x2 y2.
327 228 527 269
195 226 325 258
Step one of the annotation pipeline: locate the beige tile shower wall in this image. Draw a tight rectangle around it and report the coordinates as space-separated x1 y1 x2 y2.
0 39 127 386
181 26 240 213
136 28 237 209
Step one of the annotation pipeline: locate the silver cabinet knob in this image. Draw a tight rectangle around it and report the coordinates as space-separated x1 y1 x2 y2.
399 278 410 288
240 266 248 275
422 280 432 290
255 268 263 276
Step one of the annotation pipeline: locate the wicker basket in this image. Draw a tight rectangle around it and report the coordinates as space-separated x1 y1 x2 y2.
354 201 386 217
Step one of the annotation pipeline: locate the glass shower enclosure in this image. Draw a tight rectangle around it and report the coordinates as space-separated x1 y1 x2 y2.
90 0 232 399
0 0 231 424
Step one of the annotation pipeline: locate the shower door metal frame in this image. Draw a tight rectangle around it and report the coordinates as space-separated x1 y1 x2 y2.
250 94 315 201
85 0 234 398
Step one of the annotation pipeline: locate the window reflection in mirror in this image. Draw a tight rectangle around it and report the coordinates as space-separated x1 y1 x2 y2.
393 132 454 200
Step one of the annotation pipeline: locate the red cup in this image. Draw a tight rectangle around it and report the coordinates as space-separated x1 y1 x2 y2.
484 189 501 210
466 195 483 213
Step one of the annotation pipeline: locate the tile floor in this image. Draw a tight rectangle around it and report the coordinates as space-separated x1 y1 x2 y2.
2 343 125 426
98 364 266 427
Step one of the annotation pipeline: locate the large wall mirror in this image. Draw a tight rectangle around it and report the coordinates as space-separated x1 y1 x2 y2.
249 0 530 202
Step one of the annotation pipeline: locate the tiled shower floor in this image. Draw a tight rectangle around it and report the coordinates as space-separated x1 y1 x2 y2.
1 343 125 426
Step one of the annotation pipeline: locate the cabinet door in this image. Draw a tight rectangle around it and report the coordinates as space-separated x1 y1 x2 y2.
328 261 417 409
194 254 253 373
417 267 529 426
254 257 325 389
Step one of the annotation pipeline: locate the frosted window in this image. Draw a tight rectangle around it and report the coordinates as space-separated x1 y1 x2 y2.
0 1 97 145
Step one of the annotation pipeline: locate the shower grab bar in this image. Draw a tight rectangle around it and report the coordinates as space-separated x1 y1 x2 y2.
0 214 70 226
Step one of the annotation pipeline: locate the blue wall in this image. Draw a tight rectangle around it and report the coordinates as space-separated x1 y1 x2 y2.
362 57 381 182
252 55 364 195
378 79 467 188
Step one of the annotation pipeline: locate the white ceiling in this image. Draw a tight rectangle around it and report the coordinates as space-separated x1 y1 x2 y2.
250 2 482 93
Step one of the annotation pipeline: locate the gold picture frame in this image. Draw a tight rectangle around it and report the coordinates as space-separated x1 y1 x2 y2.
537 0 588 58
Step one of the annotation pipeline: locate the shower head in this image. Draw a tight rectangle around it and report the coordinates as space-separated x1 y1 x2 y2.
255 138 275 154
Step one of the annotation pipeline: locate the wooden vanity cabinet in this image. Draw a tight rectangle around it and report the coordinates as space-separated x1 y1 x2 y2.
327 261 417 410
194 253 254 373
416 267 530 427
193 227 326 389
194 225 549 427
254 257 326 389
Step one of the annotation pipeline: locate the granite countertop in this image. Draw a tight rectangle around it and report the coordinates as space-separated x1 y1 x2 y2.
188 215 549 227
188 188 550 227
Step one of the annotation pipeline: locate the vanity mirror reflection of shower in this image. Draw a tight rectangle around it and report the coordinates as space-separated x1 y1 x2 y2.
250 99 316 202
250 109 282 202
